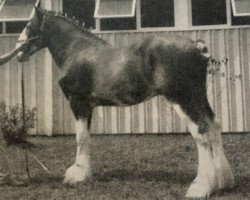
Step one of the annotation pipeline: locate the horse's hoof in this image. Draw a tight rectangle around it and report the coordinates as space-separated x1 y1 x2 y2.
63 164 90 184
185 184 211 199
185 177 217 199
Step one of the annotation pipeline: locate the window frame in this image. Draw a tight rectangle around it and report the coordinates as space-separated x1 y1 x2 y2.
94 0 137 19
0 0 39 34
64 0 250 34
185 0 250 31
190 0 228 26
231 0 250 17
95 0 177 32
2 0 248 34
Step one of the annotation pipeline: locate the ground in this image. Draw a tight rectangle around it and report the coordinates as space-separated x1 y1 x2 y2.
0 133 249 200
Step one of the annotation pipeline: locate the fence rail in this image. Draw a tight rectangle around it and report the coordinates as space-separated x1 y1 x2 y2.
0 28 249 135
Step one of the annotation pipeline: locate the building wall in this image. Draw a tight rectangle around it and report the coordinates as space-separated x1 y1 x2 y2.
0 27 249 135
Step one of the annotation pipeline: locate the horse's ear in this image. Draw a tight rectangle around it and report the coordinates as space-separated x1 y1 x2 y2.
34 2 44 19
34 0 41 9
34 0 44 15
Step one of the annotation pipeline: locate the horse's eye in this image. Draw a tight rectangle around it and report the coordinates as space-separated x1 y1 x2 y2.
26 26 39 37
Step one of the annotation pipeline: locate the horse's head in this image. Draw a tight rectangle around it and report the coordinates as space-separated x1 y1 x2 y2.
16 4 47 62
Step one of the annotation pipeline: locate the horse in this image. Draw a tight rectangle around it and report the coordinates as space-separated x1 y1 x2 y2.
6 5 234 198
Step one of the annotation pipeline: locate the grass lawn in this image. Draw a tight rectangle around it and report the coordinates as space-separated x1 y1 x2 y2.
0 133 249 200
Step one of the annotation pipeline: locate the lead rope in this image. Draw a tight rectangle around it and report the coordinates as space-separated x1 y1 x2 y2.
17 35 40 44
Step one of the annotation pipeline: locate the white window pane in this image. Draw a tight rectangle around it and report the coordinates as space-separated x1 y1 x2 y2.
231 0 250 16
95 0 136 18
0 0 37 21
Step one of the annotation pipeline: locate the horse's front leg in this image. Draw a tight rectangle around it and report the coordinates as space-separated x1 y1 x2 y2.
63 97 92 184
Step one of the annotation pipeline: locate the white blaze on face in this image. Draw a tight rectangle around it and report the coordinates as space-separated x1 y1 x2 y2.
16 27 28 58
16 27 28 48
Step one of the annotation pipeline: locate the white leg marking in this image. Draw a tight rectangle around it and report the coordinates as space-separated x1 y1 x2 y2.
209 121 234 190
186 123 217 198
173 104 233 198
63 118 91 184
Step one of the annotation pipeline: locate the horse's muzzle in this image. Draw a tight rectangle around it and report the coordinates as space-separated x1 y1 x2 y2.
17 51 30 62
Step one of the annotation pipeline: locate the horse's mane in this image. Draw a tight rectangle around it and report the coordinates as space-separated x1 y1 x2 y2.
43 9 92 33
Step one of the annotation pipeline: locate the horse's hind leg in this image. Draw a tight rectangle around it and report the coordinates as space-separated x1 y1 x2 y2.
172 100 234 198
63 96 92 184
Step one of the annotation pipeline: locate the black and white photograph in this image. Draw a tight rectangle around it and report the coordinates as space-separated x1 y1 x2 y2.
0 0 249 199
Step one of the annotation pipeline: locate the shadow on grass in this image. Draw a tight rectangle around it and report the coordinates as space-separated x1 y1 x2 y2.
29 173 63 183
94 169 194 184
233 176 250 195
211 176 250 199
28 174 64 188
24 170 250 198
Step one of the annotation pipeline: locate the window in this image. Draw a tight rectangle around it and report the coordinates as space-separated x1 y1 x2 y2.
63 0 95 29
94 0 136 18
61 0 250 32
231 0 250 16
6 21 27 33
100 17 136 30
96 0 174 31
231 14 250 25
0 0 36 21
141 0 174 28
0 0 37 34
95 0 136 31
231 0 250 25
191 0 227 26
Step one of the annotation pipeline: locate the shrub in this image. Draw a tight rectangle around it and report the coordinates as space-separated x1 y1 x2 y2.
0 102 36 147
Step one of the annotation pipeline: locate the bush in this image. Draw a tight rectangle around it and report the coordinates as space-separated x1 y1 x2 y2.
0 102 36 146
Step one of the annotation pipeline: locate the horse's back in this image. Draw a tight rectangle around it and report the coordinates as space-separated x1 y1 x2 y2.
60 34 208 106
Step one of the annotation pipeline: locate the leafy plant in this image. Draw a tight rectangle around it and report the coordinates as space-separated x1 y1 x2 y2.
0 103 51 181
0 102 36 147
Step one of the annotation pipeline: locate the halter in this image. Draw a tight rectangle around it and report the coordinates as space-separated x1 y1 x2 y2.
40 14 46 32
17 36 40 43
17 12 47 49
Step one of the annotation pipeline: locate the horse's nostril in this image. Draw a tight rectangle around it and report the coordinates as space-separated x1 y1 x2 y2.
17 53 23 61
17 51 29 62
17 51 23 58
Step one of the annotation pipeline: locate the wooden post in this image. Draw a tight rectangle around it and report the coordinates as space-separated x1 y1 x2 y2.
21 62 26 135
41 0 62 12
175 0 191 30
40 0 62 135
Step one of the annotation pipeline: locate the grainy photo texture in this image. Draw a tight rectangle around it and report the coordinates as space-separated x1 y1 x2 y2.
0 0 249 199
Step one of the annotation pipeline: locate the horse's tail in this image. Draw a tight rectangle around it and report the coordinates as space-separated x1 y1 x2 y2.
196 39 211 60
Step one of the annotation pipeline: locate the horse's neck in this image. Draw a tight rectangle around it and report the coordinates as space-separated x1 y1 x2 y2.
45 18 107 68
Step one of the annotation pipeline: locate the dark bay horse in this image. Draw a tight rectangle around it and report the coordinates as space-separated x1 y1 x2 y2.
13 5 234 198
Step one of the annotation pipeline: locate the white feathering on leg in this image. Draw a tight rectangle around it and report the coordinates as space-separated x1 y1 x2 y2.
63 118 91 184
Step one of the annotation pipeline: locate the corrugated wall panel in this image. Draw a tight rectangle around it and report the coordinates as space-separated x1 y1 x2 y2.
0 36 48 135
35 50 49 134
23 50 37 135
243 29 250 131
217 30 230 132
0 28 249 135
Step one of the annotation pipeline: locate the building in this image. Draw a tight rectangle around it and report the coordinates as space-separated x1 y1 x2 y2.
0 0 249 135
